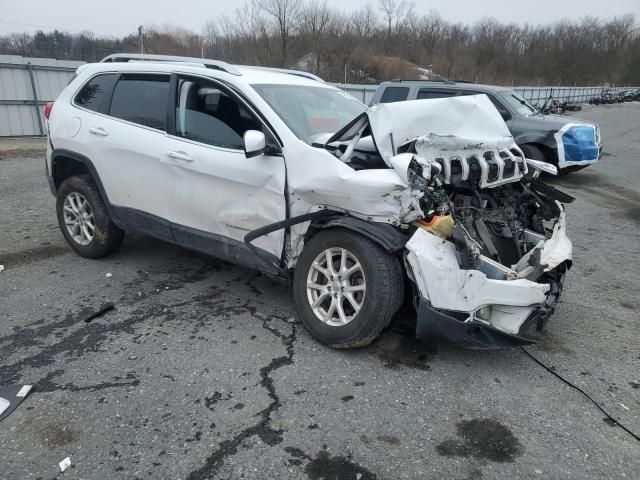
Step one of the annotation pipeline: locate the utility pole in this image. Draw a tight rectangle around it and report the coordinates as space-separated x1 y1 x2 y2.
138 25 144 54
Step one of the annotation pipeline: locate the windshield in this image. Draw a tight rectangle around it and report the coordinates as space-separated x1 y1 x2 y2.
498 91 539 117
252 84 367 145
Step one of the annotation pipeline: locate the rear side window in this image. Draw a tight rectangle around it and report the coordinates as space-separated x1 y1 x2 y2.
416 89 457 100
380 86 409 103
109 75 170 130
74 74 118 113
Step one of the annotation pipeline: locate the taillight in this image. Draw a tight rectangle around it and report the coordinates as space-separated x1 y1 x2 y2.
44 102 54 119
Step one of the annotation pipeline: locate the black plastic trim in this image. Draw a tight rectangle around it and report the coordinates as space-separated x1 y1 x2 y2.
312 216 409 253
174 222 283 277
167 73 178 135
415 299 535 350
111 206 173 242
245 210 336 273
245 146 266 158
50 149 118 221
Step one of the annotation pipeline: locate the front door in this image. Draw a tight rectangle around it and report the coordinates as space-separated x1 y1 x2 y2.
164 74 287 263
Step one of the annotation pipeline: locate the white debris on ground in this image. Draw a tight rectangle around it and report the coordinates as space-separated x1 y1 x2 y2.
105 272 112 278
58 457 71 472
0 265 4 272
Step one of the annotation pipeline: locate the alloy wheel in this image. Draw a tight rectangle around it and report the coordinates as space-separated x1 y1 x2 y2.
306 247 366 326
63 192 95 245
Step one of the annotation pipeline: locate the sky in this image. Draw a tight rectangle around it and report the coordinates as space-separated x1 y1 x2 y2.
0 0 638 37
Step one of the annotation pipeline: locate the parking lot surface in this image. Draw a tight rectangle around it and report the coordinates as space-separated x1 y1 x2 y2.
1 104 639 479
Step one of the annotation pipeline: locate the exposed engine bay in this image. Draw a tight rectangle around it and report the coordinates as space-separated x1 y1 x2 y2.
404 147 573 278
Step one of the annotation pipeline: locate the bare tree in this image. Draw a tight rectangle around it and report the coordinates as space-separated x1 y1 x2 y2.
413 10 444 67
299 0 333 73
218 15 238 61
1 4 638 86
236 2 274 65
256 0 302 67
377 0 414 52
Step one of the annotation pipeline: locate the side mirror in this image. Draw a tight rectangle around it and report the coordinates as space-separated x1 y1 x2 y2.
244 130 266 158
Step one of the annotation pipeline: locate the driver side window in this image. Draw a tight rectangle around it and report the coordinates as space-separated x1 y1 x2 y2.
175 77 261 149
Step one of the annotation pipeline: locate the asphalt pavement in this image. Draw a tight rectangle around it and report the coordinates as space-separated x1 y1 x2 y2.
0 103 639 479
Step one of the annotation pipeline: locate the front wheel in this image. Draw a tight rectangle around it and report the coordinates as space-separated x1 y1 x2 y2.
292 229 404 349
520 144 548 163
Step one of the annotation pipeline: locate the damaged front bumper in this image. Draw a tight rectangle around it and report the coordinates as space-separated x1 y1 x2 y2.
405 209 572 349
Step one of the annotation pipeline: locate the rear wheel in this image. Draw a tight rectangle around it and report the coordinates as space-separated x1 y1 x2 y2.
56 175 124 258
292 229 404 348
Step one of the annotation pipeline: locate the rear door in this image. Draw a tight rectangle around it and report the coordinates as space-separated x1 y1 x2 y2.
164 74 287 261
77 72 177 239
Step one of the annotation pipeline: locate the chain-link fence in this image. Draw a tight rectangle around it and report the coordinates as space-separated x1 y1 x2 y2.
513 86 636 107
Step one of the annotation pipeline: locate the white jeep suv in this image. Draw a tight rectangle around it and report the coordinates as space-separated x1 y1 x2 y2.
45 54 573 349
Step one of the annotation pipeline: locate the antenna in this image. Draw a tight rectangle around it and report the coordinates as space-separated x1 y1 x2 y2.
138 26 144 54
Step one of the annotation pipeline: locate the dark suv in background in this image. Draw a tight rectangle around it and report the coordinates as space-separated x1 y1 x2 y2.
371 80 603 173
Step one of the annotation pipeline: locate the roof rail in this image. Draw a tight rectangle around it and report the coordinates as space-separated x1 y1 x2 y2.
244 66 324 82
100 53 241 76
390 78 456 85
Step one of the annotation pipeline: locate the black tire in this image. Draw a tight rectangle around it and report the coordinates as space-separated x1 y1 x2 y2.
292 228 404 349
521 144 586 176
56 175 124 258
519 144 547 163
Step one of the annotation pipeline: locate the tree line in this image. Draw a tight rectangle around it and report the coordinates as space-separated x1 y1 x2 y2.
1 0 638 86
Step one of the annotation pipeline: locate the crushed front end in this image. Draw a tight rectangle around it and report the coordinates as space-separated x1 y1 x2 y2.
317 95 574 349
400 142 573 349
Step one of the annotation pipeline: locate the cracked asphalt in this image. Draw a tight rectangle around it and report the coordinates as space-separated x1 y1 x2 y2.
1 104 639 480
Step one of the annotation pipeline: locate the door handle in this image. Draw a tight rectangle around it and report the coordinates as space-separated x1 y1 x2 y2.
88 127 108 136
167 150 193 162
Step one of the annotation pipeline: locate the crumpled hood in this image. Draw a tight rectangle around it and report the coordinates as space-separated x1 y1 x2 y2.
367 95 515 165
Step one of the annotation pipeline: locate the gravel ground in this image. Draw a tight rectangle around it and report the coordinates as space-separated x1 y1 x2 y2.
0 137 46 159
0 104 639 480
